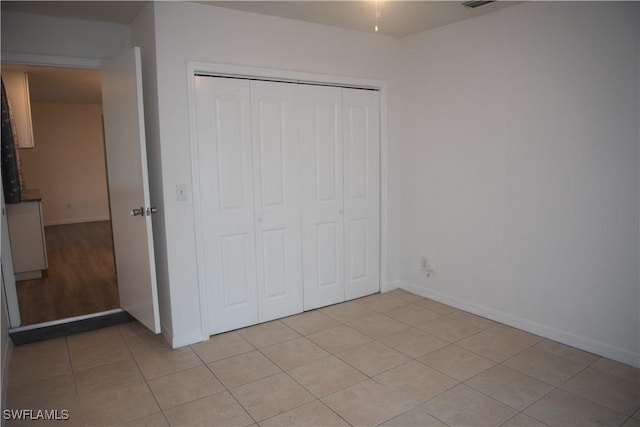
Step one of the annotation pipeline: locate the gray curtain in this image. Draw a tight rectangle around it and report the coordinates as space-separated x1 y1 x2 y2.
1 77 22 203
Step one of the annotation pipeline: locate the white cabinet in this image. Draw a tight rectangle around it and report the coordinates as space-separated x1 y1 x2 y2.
6 196 48 281
2 71 35 148
194 76 380 335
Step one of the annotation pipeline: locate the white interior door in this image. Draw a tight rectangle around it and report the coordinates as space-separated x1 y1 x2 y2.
193 76 259 335
299 85 345 310
101 47 160 333
343 89 380 300
251 81 303 322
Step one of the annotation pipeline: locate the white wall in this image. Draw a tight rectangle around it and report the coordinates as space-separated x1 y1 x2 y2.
19 103 110 225
150 2 403 345
1 11 130 61
397 2 640 366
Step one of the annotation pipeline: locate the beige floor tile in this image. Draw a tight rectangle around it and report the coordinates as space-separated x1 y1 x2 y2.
338 341 409 377
7 373 77 409
374 360 458 404
418 345 495 381
501 414 550 427
591 358 640 384
288 356 367 398
69 337 132 371
524 389 628 427
442 310 497 329
561 367 640 415
359 293 410 312
190 331 254 363
379 328 448 358
117 412 169 427
281 311 341 335
385 289 425 303
504 347 587 386
67 326 123 351
237 320 300 348
122 328 172 356
412 298 457 315
418 316 483 342
379 403 447 426
80 382 160 426
259 400 349 427
348 314 409 340
133 346 203 380
424 384 517 427
322 379 414 427
8 338 71 386
533 339 600 365
208 350 281 389
147 365 224 409
231 372 315 421
74 357 145 396
261 337 330 370
623 418 640 427
384 304 441 327
320 300 377 323
465 364 554 410
457 328 542 362
163 392 254 427
307 325 372 354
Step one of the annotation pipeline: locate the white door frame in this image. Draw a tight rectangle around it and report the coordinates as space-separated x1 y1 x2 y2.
186 61 389 341
0 52 119 329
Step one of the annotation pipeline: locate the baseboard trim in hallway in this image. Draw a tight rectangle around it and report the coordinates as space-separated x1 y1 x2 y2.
9 309 134 345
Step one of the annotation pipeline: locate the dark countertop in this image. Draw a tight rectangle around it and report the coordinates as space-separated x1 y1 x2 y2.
21 189 41 202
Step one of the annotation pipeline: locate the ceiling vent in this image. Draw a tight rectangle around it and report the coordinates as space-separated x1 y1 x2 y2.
462 1 495 8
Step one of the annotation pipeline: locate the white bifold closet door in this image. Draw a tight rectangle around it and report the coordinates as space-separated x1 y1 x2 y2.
250 81 303 323
194 76 379 335
343 88 380 300
194 76 303 335
299 85 345 310
300 86 380 308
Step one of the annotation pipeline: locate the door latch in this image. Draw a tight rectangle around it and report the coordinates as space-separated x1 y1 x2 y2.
131 206 158 216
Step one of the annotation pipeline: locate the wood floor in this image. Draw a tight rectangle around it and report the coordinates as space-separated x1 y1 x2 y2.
16 220 119 326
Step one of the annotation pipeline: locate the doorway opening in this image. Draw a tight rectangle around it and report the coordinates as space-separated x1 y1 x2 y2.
2 64 120 326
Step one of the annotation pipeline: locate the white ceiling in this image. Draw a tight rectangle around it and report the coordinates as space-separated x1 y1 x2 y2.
1 1 520 38
0 1 518 103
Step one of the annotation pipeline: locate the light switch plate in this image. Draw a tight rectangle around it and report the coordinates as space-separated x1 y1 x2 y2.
176 184 188 201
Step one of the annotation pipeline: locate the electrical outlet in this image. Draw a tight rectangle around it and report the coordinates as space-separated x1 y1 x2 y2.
421 256 434 276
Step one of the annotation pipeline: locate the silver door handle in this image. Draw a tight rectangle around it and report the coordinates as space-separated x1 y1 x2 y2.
131 207 145 216
146 206 158 215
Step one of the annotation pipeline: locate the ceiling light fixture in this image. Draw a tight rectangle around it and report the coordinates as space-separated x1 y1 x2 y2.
374 0 381 32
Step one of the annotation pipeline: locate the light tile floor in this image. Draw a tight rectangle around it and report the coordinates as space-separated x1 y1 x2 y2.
5 289 640 427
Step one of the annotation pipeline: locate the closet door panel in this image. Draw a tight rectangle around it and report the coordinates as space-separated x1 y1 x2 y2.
299 85 345 310
194 76 258 334
343 89 380 300
251 81 303 322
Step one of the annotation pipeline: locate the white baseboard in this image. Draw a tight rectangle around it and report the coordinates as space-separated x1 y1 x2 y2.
396 281 640 368
44 215 110 226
